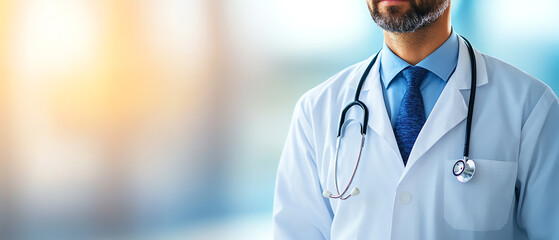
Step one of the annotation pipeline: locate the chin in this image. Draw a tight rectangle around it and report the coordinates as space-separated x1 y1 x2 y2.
380 5 410 16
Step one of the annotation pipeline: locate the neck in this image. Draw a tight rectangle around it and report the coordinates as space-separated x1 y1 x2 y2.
383 6 452 65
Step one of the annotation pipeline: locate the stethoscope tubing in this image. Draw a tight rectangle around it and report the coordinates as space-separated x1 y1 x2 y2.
461 36 477 158
330 134 365 200
328 36 478 200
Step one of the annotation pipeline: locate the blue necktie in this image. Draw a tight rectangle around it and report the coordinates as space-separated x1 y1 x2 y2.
394 66 428 165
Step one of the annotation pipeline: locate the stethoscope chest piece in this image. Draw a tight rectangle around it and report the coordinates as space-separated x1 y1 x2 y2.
453 157 476 183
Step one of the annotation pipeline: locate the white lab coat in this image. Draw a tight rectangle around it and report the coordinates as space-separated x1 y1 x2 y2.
273 38 559 239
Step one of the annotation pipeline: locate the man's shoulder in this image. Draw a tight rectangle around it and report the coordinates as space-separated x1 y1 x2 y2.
479 52 558 124
481 53 550 95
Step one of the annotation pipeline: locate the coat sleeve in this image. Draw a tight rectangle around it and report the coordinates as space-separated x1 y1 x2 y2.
273 97 333 240
516 87 559 239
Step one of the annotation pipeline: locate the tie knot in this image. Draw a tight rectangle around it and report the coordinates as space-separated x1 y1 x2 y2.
402 66 428 86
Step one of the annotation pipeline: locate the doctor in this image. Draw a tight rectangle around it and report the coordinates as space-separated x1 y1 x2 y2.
273 0 559 239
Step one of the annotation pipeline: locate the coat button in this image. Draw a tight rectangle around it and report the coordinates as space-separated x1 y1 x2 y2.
399 191 412 204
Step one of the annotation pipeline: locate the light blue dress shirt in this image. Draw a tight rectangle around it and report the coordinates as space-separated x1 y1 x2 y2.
380 30 459 127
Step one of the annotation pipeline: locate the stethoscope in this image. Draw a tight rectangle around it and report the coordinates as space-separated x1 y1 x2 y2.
323 36 477 200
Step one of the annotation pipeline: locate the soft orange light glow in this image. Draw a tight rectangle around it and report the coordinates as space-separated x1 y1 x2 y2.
2 0 211 220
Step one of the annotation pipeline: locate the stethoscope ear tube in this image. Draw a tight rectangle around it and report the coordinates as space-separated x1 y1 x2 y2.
329 53 378 200
324 133 366 200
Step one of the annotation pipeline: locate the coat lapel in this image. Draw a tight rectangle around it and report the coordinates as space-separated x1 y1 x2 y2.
361 58 404 169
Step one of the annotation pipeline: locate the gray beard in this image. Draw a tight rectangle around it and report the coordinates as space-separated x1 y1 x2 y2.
371 0 449 33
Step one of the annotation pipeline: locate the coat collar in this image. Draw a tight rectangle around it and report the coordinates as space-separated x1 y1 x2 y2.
380 30 460 89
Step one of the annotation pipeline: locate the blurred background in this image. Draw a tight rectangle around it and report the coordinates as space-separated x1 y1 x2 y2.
0 0 557 239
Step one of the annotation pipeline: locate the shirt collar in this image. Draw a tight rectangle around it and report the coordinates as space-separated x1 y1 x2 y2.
380 29 460 88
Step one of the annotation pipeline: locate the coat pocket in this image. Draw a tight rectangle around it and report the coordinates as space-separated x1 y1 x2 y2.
443 159 517 231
